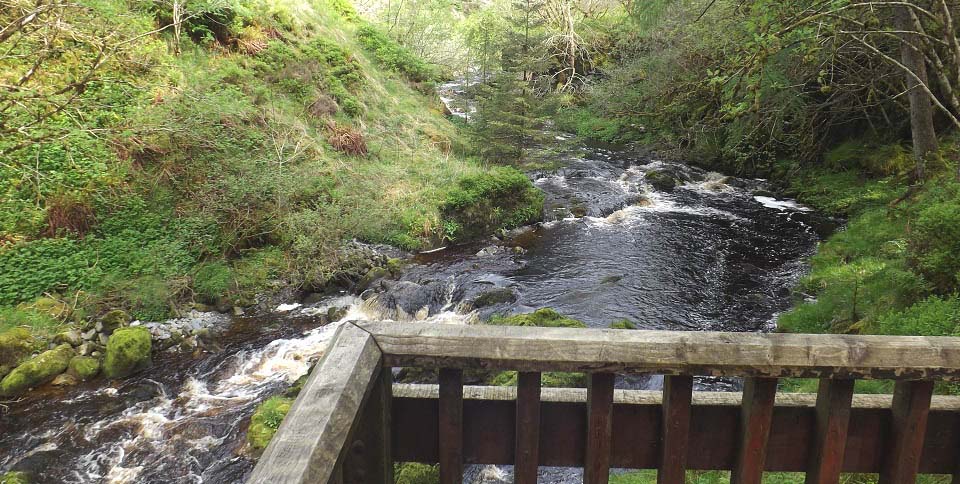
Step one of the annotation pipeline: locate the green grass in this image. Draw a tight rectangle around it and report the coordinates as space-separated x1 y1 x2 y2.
0 0 540 335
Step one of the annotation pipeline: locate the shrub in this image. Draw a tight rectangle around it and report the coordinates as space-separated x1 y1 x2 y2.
878 295 960 337
325 121 368 155
394 463 439 484
356 25 439 83
0 238 98 307
910 197 960 291
193 262 233 304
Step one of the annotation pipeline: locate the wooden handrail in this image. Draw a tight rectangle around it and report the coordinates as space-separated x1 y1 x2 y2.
356 321 960 379
249 321 960 484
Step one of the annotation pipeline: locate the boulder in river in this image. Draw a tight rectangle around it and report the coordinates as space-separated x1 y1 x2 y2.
0 344 75 396
644 170 680 192
103 327 152 379
68 356 101 381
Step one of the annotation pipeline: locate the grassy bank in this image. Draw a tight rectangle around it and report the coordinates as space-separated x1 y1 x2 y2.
0 0 541 340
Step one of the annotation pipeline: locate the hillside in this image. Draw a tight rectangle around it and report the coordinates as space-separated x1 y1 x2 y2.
0 0 541 337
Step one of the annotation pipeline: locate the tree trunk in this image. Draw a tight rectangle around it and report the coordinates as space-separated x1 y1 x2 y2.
894 4 938 181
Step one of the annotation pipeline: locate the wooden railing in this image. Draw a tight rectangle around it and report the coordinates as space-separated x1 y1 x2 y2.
246 321 960 484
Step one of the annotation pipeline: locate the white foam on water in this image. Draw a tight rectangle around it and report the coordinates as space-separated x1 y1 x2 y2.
754 196 812 212
274 302 301 312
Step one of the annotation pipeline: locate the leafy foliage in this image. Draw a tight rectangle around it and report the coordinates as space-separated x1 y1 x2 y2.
356 25 439 83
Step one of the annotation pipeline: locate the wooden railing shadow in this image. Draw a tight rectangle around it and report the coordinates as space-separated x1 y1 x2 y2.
247 321 960 484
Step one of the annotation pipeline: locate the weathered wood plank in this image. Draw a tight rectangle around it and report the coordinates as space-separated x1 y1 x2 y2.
341 369 393 484
805 379 854 484
731 378 778 484
880 380 934 484
585 373 615 484
659 375 693 484
515 372 541 484
439 368 463 484
391 384 960 473
248 323 382 484
358 321 960 380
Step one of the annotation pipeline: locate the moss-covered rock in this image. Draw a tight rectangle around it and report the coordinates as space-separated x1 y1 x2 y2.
0 328 35 367
440 167 544 243
0 344 75 396
68 356 101 381
609 319 637 329
472 288 517 308
1 471 29 484
487 308 586 328
247 395 294 451
102 327 152 379
99 309 130 334
645 170 679 192
394 463 439 484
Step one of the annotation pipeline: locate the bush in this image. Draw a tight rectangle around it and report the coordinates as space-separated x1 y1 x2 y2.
878 296 960 336
193 262 233 304
394 463 439 484
911 197 960 291
356 25 439 83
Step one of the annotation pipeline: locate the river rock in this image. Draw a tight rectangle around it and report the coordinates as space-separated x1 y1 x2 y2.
472 288 517 308
51 373 78 386
98 333 110 346
103 327 152 379
0 344 75 396
68 356 101 381
81 329 97 341
644 170 680 192
99 309 129 334
54 330 82 347
0 328 35 368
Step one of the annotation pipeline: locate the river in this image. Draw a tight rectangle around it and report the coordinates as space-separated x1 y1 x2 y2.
0 83 834 483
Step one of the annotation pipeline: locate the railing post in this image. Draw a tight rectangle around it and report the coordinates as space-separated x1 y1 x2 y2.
342 367 394 484
805 379 854 484
880 380 934 484
585 372 615 484
439 368 464 484
515 371 542 484
731 377 778 484
659 375 693 484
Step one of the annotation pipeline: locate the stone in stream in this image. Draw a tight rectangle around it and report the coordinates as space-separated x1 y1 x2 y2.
0 344 75 396
68 356 101 381
102 327 152 379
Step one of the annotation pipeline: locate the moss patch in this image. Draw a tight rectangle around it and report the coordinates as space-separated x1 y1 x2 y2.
487 308 586 328
1 471 29 484
102 327 152 379
247 395 294 452
0 344 74 396
68 356 101 381
394 463 439 484
440 167 544 243
0 327 35 367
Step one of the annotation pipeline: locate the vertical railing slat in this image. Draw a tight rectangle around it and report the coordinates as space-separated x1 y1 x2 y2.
439 368 464 484
585 372 615 484
515 371 542 484
879 380 934 484
806 378 854 484
731 377 778 484
659 375 693 484
805 379 854 484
